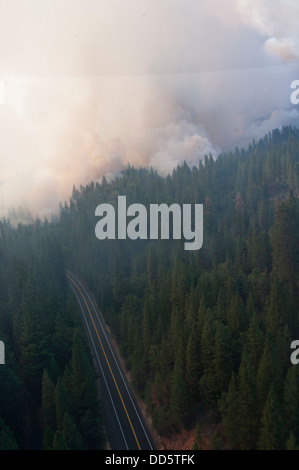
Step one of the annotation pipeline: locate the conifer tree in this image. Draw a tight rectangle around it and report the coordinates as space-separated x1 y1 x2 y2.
55 378 68 432
192 422 205 450
0 421 19 450
213 322 233 396
41 370 56 435
62 413 84 450
282 367 299 441
185 330 200 399
237 347 259 450
258 384 284 450
256 333 283 407
52 430 69 450
219 373 239 449
246 314 264 371
170 359 189 429
271 191 299 287
286 432 299 451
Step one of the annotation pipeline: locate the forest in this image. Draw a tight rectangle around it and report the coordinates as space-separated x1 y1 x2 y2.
0 125 299 450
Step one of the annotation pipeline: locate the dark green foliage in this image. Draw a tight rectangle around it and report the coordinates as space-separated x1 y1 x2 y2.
271 191 299 287
169 359 190 430
52 430 69 450
246 314 265 371
256 333 283 406
0 219 105 449
258 385 284 450
282 367 299 440
236 347 260 449
219 373 239 449
220 347 260 450
41 370 56 434
286 432 299 450
0 126 299 449
0 420 19 450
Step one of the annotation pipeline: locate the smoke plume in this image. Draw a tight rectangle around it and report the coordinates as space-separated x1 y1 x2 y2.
0 0 298 218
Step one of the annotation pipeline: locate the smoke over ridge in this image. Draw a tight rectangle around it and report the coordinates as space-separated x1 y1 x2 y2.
0 0 298 218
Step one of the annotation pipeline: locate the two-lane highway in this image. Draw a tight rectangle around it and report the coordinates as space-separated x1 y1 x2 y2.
67 271 156 451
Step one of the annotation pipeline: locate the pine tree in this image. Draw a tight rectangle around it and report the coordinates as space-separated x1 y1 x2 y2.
199 313 218 406
246 314 264 371
52 430 69 450
70 333 104 449
265 277 285 336
19 310 50 396
286 432 299 450
271 191 299 287
258 384 284 450
169 359 189 429
213 322 233 396
192 422 205 450
55 378 68 432
248 220 271 272
227 293 243 336
282 367 299 441
71 333 95 416
147 246 158 291
142 293 152 355
41 370 56 434
256 333 283 407
62 413 84 450
219 373 239 449
0 421 19 450
237 347 259 450
185 330 200 399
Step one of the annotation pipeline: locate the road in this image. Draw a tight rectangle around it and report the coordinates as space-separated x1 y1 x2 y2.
67 271 156 451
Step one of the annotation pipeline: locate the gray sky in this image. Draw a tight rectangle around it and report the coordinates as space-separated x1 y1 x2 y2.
0 0 298 217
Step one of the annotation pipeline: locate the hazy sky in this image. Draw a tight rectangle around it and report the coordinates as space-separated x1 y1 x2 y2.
0 0 298 217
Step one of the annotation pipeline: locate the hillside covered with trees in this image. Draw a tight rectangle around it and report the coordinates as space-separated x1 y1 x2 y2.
0 126 299 450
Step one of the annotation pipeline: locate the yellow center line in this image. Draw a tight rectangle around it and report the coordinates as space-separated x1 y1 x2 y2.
67 274 141 451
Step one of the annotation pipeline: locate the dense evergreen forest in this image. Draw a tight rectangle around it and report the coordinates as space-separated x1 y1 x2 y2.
0 210 105 449
0 126 299 450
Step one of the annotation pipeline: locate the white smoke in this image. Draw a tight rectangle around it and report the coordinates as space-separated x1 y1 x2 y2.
235 0 299 61
0 0 298 218
147 121 219 175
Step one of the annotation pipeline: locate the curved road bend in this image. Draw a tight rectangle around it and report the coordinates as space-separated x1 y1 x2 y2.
66 271 156 451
